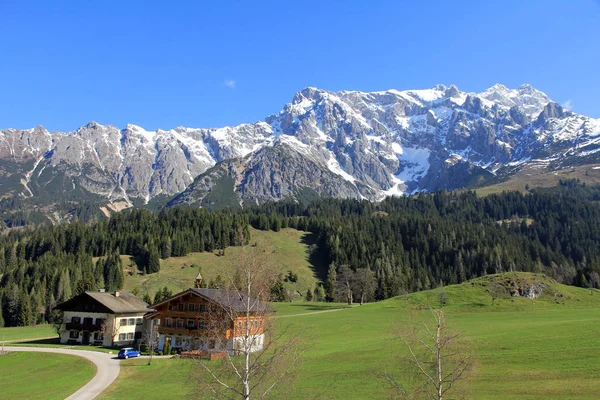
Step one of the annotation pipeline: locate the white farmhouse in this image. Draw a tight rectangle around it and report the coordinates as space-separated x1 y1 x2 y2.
55 290 151 347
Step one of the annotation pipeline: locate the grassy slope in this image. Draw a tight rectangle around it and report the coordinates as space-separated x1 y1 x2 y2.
476 163 600 196
0 352 96 400
100 272 600 400
122 228 322 300
0 324 55 341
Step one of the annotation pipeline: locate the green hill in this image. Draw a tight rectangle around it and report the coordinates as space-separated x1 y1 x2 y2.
121 228 324 301
101 272 600 399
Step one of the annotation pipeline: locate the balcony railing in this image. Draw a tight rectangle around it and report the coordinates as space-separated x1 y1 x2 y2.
65 322 102 331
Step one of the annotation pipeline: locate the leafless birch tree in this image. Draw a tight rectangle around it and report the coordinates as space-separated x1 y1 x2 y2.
386 308 476 400
197 246 304 400
140 320 160 365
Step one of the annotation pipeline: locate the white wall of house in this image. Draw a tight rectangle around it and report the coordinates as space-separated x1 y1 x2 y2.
60 311 148 347
157 333 265 354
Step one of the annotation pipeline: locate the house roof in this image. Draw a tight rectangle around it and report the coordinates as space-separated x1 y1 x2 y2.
56 291 151 314
151 288 272 313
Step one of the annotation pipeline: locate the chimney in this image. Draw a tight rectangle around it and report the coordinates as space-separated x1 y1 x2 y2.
114 291 120 297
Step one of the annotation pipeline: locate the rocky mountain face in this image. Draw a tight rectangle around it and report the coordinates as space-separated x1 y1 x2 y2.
2 83 600 211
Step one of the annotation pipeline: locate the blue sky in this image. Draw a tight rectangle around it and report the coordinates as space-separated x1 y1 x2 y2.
1 0 599 131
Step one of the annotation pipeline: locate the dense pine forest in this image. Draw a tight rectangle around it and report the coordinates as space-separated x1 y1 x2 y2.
0 208 250 327
1 180 600 327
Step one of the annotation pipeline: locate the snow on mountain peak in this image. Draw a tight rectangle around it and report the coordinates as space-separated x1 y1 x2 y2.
479 83 551 116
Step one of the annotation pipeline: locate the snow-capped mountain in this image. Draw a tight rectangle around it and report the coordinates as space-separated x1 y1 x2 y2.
2 83 599 210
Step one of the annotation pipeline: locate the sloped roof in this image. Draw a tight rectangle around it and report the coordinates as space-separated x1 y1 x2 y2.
151 288 272 313
191 288 271 313
55 291 150 314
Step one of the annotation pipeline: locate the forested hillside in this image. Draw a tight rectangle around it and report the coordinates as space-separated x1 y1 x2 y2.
1 180 599 327
246 180 600 300
0 208 250 327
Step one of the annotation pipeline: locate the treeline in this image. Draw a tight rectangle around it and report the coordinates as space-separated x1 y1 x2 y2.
246 181 600 302
2 180 600 327
0 208 250 327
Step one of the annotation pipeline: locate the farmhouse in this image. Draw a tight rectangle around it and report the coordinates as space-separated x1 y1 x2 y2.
55 290 151 347
148 278 268 355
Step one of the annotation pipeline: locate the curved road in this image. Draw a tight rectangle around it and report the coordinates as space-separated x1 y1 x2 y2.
6 346 120 400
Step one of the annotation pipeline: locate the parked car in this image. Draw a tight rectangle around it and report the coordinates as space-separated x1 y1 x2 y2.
118 347 141 359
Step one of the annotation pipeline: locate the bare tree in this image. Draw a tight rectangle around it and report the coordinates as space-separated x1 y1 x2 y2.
197 245 304 400
140 321 160 365
386 308 476 400
436 285 448 308
588 272 599 295
101 317 121 347
353 268 376 305
336 265 355 305
486 278 505 306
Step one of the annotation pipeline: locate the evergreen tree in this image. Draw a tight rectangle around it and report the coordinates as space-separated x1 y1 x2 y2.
147 247 161 274
325 262 337 302
305 288 313 302
18 294 33 326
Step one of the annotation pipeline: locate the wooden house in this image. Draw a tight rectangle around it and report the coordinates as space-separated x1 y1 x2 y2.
148 283 268 355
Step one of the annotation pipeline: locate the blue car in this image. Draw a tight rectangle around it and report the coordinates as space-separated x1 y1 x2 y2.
118 347 141 359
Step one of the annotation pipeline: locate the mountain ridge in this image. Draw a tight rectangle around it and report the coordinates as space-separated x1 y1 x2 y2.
1 83 599 213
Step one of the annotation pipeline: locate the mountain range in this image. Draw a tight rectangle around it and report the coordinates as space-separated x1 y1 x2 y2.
1 83 599 216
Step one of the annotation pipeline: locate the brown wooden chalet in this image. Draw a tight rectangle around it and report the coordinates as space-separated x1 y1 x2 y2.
148 285 270 355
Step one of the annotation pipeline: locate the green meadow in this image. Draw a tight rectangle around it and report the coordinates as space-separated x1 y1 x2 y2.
121 228 323 300
100 272 600 399
0 351 95 400
0 324 55 342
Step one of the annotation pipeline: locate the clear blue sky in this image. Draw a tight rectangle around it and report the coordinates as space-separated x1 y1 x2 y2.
1 0 599 131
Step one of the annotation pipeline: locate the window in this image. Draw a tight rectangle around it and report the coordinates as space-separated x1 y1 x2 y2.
134 332 142 340
136 318 143 325
166 318 173 328
128 318 135 326
127 332 134 340
198 320 205 330
83 317 93 325
94 332 104 341
176 319 184 328
120 318 128 326
188 303 195 312
96 318 104 326
155 319 160 326
168 305 173 311
199 304 207 312
178 303 185 311
119 333 126 341
69 331 79 339
209 340 216 349
187 319 195 329
211 305 218 312
175 336 183 346
71 316 81 324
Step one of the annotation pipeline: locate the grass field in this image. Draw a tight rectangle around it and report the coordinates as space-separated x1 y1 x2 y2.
0 352 96 400
99 272 600 399
4 337 118 353
0 324 55 342
121 228 322 301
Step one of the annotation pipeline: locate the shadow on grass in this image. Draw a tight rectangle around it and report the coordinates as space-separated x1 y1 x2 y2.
9 338 61 345
300 232 328 282
279 303 350 312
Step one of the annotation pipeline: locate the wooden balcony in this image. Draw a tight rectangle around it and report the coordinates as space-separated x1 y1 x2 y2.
65 322 102 331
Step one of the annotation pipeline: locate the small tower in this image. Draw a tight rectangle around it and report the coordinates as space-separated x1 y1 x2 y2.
195 270 203 288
